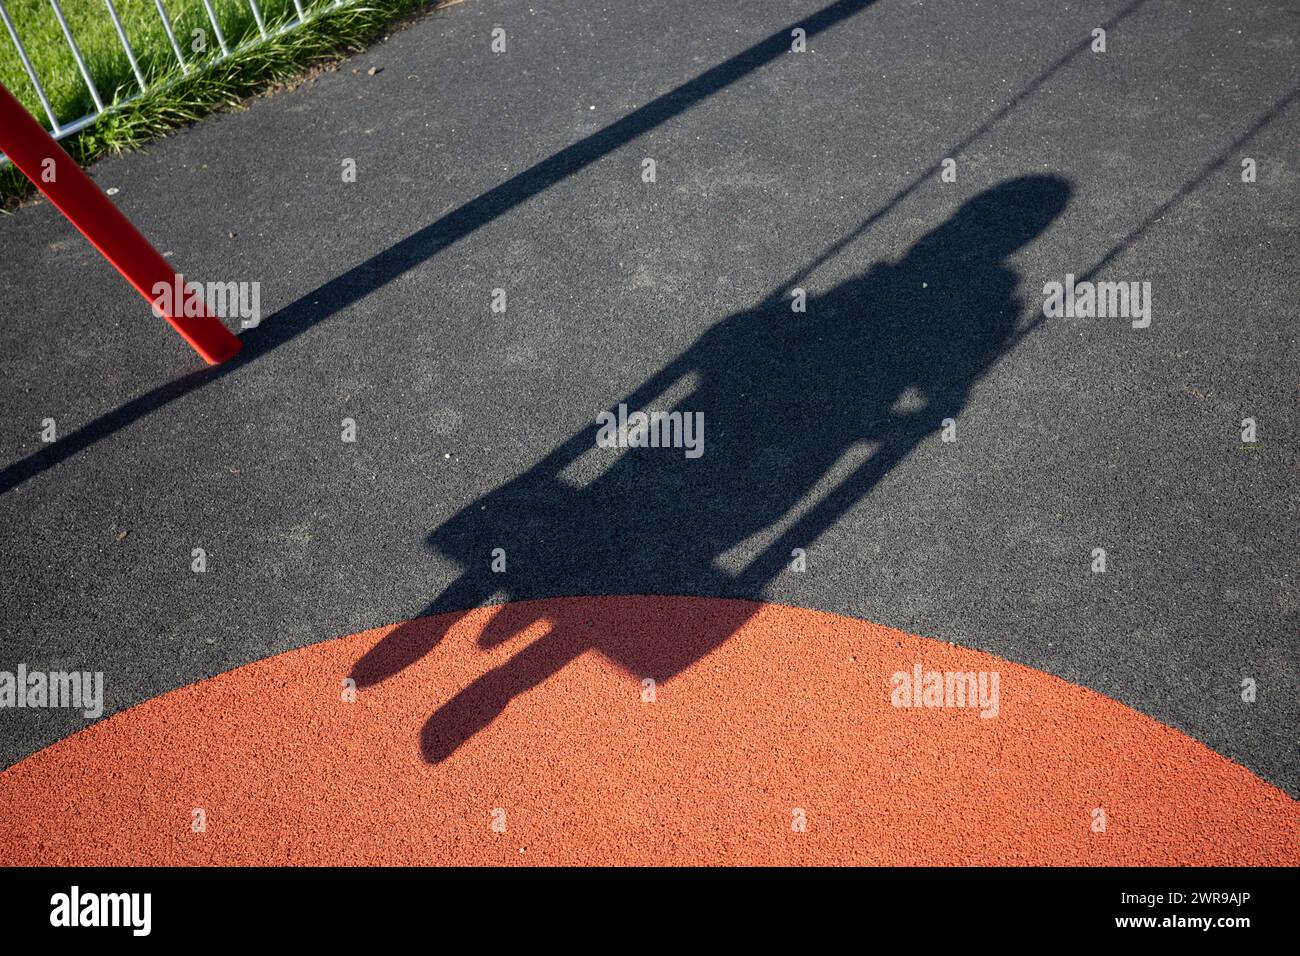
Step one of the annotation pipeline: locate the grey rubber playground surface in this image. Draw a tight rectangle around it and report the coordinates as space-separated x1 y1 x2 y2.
0 0 1296 794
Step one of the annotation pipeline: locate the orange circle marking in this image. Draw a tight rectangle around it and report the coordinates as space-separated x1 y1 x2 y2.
2 596 1295 865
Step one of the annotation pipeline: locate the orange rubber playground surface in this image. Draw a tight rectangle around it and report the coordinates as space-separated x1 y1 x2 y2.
2 596 1295 866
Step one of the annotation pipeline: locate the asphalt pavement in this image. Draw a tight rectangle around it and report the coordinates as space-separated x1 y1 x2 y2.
0 0 1296 805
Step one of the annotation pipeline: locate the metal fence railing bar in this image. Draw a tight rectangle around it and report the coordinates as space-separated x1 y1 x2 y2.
247 0 268 39
105 0 148 92
201 0 231 58
152 0 190 73
49 0 104 113
0 0 61 132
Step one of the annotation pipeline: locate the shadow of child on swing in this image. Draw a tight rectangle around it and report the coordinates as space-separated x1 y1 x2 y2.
350 174 1071 762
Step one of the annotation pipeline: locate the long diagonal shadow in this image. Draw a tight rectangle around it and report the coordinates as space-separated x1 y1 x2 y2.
0 0 878 493
1 0 1172 495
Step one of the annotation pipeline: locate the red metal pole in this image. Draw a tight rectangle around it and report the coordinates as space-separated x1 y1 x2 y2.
0 82 241 365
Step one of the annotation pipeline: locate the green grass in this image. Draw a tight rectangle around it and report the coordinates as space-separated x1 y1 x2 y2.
0 0 453 203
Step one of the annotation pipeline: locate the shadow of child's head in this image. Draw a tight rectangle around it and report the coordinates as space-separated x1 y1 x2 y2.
905 174 1072 269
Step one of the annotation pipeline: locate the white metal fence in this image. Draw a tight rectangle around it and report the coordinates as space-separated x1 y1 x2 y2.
0 0 352 164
